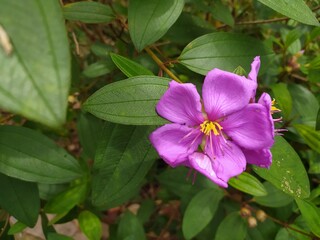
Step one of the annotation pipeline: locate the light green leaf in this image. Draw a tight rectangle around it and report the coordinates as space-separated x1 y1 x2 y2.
82 60 115 78
294 124 320 154
0 126 82 184
117 211 146 240
63 1 114 23
182 189 223 240
253 136 310 198
288 84 319 126
255 182 293 207
128 0 184 51
78 211 102 240
271 83 292 119
295 198 320 237
92 123 156 209
258 0 319 26
8 222 27 235
110 53 154 77
0 173 40 227
229 172 267 197
179 32 274 75
0 0 70 128
83 76 170 125
215 212 247 240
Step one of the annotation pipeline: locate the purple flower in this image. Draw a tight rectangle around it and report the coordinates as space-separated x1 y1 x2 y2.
150 57 274 187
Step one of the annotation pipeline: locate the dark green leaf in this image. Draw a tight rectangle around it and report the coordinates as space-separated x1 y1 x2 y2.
128 0 184 51
63 2 114 23
294 124 320 154
0 173 40 227
284 29 302 48
78 211 102 240
215 212 247 240
271 83 292 119
92 123 156 209
229 172 267 197
182 188 223 239
295 198 320 237
137 200 155 224
110 53 154 77
83 76 170 125
0 126 82 184
210 1 234 27
47 233 73 240
7 222 27 235
255 182 293 207
179 32 274 75
258 0 319 26
253 136 310 198
316 108 320 130
117 211 146 240
0 0 70 128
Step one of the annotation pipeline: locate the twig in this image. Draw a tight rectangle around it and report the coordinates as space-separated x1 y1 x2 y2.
144 47 182 83
71 32 80 56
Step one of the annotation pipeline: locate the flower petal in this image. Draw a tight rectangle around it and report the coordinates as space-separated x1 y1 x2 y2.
149 123 202 167
188 152 228 188
248 56 260 82
242 148 272 168
156 81 204 126
202 69 257 120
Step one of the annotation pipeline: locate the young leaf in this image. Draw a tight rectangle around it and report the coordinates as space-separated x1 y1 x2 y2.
0 126 82 184
63 2 114 23
83 76 170 125
78 211 102 240
128 0 184 51
91 123 156 209
258 0 319 26
253 136 310 198
294 124 320 154
179 32 274 75
295 198 320 237
0 173 40 227
7 222 27 235
110 53 154 77
228 172 267 197
254 182 293 207
182 188 224 240
117 211 146 240
215 212 247 240
0 0 70 128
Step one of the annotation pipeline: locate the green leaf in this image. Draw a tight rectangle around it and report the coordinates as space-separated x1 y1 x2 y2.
128 0 184 51
44 182 87 214
63 2 114 23
288 84 319 126
284 29 302 49
137 200 155 224
7 222 27 235
294 124 320 154
47 233 73 240
210 1 234 27
253 136 310 198
82 60 115 78
271 83 292 119
92 123 156 209
78 211 102 240
295 198 320 237
215 212 247 240
110 53 154 77
255 182 293 207
228 172 267 197
117 211 146 240
0 0 70 128
0 126 82 184
0 173 40 227
257 0 319 26
317 108 320 130
182 188 223 240
83 76 170 125
179 32 274 75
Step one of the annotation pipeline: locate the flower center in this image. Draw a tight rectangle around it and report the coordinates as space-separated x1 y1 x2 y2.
200 120 223 136
271 99 280 112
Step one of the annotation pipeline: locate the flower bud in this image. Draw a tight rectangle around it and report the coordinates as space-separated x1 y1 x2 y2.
240 207 251 217
256 210 267 222
247 216 258 228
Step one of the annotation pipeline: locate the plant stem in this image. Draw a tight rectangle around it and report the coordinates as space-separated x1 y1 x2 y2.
144 47 182 83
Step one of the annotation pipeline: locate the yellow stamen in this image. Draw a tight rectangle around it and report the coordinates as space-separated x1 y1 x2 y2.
200 120 223 136
271 98 281 112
